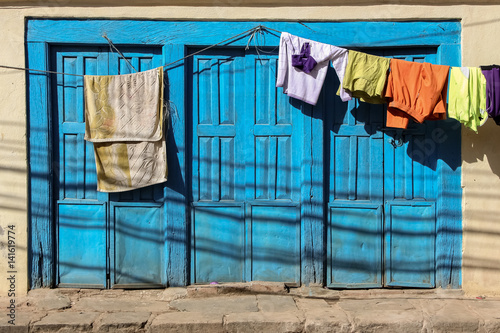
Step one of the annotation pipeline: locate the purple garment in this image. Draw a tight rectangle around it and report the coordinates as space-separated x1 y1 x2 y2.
291 43 317 74
481 66 500 125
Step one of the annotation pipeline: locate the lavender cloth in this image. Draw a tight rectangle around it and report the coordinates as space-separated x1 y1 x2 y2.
276 32 350 105
481 66 500 125
291 43 317 74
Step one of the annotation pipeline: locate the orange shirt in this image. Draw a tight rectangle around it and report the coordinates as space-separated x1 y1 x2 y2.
385 59 449 129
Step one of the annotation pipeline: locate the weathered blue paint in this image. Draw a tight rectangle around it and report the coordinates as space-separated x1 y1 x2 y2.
329 204 383 288
189 49 303 283
436 43 462 289
319 55 384 288
28 19 462 289
28 41 55 288
384 202 436 288
324 70 385 287
27 20 460 47
326 48 461 288
57 201 106 288
163 44 189 287
110 202 165 287
303 99 324 285
47 45 166 288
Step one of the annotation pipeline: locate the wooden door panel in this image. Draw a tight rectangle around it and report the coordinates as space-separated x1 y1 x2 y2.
57 202 107 288
190 49 303 284
328 204 383 288
110 203 164 288
327 48 441 288
53 46 165 288
192 205 245 283
250 205 300 282
384 202 436 288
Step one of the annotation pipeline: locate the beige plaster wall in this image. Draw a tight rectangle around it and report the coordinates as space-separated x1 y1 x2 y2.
0 2 499 296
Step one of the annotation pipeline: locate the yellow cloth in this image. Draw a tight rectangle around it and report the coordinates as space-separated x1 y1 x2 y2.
84 67 167 192
93 140 167 193
448 67 487 133
341 50 391 104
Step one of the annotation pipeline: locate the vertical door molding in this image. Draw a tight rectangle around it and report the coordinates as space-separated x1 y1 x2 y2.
163 44 189 287
27 41 55 288
435 43 462 289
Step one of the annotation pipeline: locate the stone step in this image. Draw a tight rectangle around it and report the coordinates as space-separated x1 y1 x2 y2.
1 288 500 333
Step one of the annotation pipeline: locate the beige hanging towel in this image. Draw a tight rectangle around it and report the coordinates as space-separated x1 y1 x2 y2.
84 67 164 142
84 67 167 192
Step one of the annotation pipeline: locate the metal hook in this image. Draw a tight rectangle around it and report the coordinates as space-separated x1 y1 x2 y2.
391 138 404 148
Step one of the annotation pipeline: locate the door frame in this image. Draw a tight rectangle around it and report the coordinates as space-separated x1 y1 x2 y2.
27 19 462 289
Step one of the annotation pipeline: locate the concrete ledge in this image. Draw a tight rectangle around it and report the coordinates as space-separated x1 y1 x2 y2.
2 288 499 333
150 312 224 333
339 299 424 333
170 296 258 314
350 310 424 333
256 295 297 312
466 300 500 332
94 311 151 332
289 285 340 300
224 312 303 333
426 300 481 332
31 312 100 332
187 282 288 298
0 311 46 333
302 305 351 333
26 289 71 311
73 297 168 312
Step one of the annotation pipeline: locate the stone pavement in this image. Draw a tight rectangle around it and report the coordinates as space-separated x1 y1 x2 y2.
1 282 500 332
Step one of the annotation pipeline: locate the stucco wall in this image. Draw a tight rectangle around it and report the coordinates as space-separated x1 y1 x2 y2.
0 2 499 296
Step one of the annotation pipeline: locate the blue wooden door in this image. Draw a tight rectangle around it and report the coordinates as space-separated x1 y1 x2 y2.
190 48 302 284
52 46 166 288
327 48 442 288
28 19 462 290
52 45 450 288
382 51 440 288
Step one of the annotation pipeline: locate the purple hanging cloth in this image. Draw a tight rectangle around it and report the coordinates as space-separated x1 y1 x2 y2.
481 65 500 125
292 42 318 74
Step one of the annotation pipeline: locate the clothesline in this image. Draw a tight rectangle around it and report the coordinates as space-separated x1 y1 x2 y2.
0 64 86 77
163 25 279 68
103 34 138 73
0 25 281 78
5 26 497 132
276 31 498 132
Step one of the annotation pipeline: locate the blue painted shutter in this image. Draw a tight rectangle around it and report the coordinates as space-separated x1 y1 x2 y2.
52 46 166 288
384 202 436 287
325 65 385 288
327 48 440 288
53 47 108 288
382 52 439 288
52 44 448 288
248 52 301 283
107 49 166 288
190 49 301 284
191 49 247 283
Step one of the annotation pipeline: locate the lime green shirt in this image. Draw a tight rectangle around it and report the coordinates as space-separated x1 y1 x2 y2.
448 67 487 133
341 50 390 104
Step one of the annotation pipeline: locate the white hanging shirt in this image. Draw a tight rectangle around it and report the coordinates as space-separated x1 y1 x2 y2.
276 32 351 105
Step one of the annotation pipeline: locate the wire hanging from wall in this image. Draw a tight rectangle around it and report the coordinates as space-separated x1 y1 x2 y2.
103 34 138 73
0 25 281 77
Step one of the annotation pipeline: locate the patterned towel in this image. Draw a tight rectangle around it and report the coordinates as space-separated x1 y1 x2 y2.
84 67 164 142
84 67 167 192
